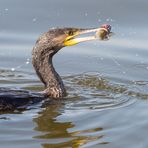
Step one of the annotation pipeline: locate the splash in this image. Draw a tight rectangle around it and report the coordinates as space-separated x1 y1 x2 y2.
10 58 30 72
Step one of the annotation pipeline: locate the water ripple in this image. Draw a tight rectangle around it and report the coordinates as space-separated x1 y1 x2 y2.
63 72 137 111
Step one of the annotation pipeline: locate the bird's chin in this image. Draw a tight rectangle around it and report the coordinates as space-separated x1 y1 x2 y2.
64 36 78 46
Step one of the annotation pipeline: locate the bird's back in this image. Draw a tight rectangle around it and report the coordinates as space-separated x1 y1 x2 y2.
0 88 45 111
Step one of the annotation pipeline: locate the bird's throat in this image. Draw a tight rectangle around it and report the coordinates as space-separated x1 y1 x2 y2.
32 46 66 98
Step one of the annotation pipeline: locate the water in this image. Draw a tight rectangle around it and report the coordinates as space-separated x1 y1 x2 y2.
0 0 148 147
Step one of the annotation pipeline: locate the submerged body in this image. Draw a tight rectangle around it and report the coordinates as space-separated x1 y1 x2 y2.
0 24 112 110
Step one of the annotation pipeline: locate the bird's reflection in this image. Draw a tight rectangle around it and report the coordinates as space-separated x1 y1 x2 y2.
33 101 108 148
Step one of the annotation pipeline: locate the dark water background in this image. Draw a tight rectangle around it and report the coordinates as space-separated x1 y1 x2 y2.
0 0 148 147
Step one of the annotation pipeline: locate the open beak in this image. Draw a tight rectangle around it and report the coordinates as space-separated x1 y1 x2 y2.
64 27 113 46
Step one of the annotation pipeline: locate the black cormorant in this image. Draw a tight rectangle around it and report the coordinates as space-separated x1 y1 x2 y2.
0 24 112 110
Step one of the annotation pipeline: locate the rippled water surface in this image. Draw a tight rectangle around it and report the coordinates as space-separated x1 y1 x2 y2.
0 0 148 148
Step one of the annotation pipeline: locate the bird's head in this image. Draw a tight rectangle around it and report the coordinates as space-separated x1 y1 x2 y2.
45 24 112 46
63 24 112 46
35 24 112 56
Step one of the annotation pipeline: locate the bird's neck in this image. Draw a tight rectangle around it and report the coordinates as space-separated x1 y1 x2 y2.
32 46 66 98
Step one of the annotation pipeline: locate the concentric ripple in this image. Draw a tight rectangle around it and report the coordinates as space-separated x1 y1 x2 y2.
0 69 147 112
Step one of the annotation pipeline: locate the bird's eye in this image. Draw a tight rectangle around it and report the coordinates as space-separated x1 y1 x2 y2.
68 31 74 36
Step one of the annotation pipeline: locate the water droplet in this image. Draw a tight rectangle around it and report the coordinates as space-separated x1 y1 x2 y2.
110 19 115 22
98 19 102 22
85 12 88 16
11 68 15 71
5 8 8 11
132 80 136 84
32 18 37 22
135 54 139 57
121 33 125 37
106 18 110 22
26 61 29 64
140 61 144 64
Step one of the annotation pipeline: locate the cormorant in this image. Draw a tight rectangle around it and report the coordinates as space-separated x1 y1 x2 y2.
0 24 112 111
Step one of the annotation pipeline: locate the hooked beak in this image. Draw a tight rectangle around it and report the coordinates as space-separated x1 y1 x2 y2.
64 27 113 46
